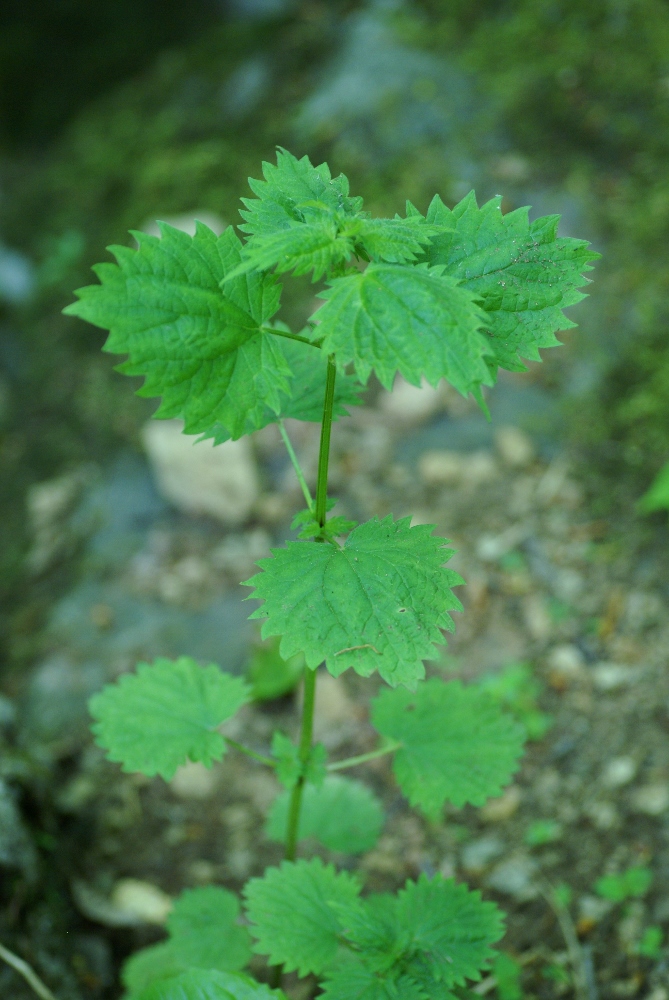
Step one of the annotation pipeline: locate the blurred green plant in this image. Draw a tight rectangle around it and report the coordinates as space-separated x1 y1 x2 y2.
595 865 653 903
492 952 523 1000
478 663 553 741
245 636 305 702
633 925 663 959
524 820 562 848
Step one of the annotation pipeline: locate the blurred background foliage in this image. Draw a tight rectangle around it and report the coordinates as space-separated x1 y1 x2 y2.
2 0 669 633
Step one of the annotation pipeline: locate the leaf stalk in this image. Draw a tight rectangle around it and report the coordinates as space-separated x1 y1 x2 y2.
327 740 402 772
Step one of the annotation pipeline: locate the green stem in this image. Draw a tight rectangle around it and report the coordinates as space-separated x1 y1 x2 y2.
315 354 337 529
278 419 313 510
272 353 336 990
284 666 317 861
262 326 323 349
327 741 402 772
223 738 275 769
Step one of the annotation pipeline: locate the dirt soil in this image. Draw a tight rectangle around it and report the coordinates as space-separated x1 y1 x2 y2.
2 379 669 1000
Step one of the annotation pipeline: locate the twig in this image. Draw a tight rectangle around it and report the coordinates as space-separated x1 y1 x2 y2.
539 879 592 1000
0 942 57 1000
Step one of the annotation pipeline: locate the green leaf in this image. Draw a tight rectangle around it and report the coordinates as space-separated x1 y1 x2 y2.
492 954 523 1000
323 876 503 998
166 887 251 972
321 963 430 1000
396 876 503 985
421 192 599 375
64 223 289 440
244 858 361 977
356 216 436 264
245 516 464 689
200 335 363 445
246 636 304 702
270 732 302 789
270 732 327 789
239 148 362 240
371 679 525 817
232 219 357 282
135 969 282 1000
89 657 251 780
595 866 653 903
265 775 385 853
124 943 183 998
311 263 491 395
638 461 669 513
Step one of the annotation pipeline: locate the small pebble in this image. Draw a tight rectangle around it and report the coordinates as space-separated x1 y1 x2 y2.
461 835 505 874
584 800 620 831
110 879 173 924
546 644 585 688
418 450 464 486
480 786 522 823
170 761 218 800
630 784 669 816
602 757 636 789
494 426 535 468
591 663 638 691
486 853 539 901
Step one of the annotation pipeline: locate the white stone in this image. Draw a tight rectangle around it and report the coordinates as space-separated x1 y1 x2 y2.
494 426 535 468
109 878 173 924
461 835 505 874
591 663 639 691
546 644 585 679
602 757 636 789
170 761 218 800
379 376 446 426
142 420 259 525
476 523 530 561
630 784 669 816
486 854 539 901
461 451 498 486
418 450 464 486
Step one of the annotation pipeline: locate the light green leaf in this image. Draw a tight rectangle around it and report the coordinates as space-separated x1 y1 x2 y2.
124 887 252 997
244 858 361 977
311 263 491 395
89 657 251 780
371 679 525 817
245 516 464 689
356 216 436 264
135 969 282 1000
239 147 362 240
595 866 653 903
231 220 357 282
124 943 183 998
166 887 251 972
64 223 290 440
266 775 385 853
638 461 669 513
271 732 327 790
200 335 363 445
421 192 599 375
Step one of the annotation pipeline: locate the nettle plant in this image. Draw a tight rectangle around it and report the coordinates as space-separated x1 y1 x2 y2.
65 149 597 1000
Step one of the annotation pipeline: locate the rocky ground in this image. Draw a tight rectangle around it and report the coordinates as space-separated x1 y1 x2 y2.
2 374 669 1000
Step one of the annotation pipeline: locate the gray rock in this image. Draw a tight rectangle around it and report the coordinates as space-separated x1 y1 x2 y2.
486 852 539 901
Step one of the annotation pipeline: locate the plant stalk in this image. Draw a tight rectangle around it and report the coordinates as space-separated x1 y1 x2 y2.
278 419 313 510
315 355 337 529
223 737 275 769
328 741 402 772
262 326 323 349
271 353 337 990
